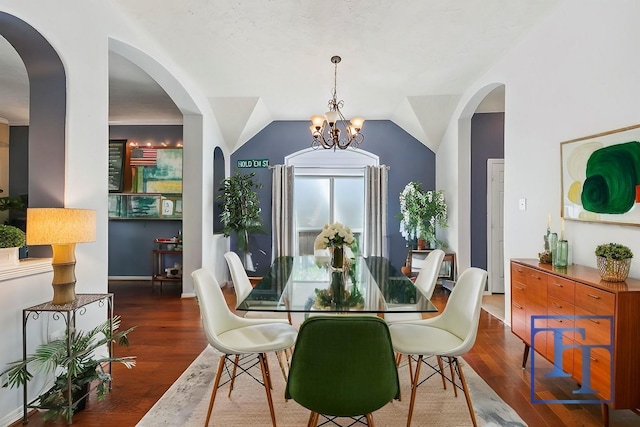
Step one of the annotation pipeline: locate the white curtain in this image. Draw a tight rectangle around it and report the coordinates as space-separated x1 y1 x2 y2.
271 165 295 259
363 165 388 257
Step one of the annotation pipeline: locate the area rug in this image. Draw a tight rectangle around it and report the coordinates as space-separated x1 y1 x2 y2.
137 346 526 427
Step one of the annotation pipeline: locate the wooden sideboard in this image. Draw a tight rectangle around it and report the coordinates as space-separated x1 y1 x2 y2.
510 259 640 426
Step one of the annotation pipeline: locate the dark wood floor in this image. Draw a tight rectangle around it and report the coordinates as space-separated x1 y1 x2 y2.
12 281 639 426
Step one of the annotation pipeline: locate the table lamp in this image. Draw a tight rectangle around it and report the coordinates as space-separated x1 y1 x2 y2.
26 208 96 305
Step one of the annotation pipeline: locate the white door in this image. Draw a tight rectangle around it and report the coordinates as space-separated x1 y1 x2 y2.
487 159 504 293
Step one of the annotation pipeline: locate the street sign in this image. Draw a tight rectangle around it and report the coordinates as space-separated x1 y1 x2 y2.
237 159 269 168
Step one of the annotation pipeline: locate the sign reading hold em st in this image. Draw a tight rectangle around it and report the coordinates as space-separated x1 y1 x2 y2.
237 159 269 168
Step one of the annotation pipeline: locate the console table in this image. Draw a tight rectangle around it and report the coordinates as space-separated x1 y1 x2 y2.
510 259 640 426
22 294 114 424
407 249 457 290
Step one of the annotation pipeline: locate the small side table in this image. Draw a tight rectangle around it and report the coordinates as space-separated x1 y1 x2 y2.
22 294 114 425
151 249 183 289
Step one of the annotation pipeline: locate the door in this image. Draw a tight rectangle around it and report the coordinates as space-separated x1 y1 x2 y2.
487 159 504 293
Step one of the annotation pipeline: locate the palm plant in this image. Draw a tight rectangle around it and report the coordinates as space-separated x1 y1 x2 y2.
1 315 136 421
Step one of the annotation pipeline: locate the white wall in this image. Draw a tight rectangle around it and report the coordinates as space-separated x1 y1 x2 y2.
0 0 226 422
438 0 640 322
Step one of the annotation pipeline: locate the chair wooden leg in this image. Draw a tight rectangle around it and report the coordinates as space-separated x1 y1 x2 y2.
206 356 226 426
259 353 278 427
396 352 403 366
365 413 375 426
276 350 289 382
436 356 447 390
307 411 319 427
408 355 414 387
448 356 458 397
406 355 423 427
263 353 274 390
228 354 240 397
454 358 478 427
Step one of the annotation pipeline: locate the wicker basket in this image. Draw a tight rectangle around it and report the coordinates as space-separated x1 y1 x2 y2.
596 256 631 282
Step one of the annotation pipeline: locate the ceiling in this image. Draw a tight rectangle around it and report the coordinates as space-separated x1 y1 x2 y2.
0 1 563 151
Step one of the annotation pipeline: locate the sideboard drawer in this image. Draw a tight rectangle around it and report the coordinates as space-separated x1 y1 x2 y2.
574 306 613 347
575 284 615 315
547 275 575 303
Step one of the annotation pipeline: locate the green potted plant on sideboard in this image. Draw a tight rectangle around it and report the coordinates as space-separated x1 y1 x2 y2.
1 316 136 422
595 242 634 282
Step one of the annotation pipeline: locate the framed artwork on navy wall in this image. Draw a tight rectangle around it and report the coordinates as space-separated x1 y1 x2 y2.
561 124 640 226
108 139 126 192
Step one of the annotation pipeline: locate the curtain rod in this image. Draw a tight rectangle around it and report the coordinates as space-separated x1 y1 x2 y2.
268 165 390 170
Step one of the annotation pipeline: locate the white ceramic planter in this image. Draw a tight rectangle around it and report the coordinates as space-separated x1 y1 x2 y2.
0 247 19 267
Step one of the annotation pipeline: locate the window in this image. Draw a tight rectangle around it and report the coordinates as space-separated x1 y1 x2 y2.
294 174 364 255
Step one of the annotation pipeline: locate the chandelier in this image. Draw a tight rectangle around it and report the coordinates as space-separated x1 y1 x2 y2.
310 55 365 150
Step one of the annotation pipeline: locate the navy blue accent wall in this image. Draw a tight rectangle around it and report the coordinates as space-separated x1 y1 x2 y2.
8 126 29 197
213 147 225 234
108 125 183 277
230 120 436 274
470 112 504 270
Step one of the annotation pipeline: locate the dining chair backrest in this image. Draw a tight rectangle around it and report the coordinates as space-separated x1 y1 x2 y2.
435 267 487 354
224 251 253 304
191 268 247 354
412 249 445 299
285 316 400 418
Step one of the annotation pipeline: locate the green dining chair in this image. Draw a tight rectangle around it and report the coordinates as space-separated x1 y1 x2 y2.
285 316 400 426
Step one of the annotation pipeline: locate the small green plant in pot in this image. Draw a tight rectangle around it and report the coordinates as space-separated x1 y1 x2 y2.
595 243 633 282
1 315 136 422
0 224 25 248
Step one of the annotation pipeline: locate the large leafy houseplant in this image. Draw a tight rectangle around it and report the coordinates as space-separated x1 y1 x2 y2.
1 316 136 421
398 182 448 246
217 170 266 268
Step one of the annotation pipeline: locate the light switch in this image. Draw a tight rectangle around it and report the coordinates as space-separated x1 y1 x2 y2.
518 198 527 211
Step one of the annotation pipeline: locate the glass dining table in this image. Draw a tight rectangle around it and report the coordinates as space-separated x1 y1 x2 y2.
237 255 438 314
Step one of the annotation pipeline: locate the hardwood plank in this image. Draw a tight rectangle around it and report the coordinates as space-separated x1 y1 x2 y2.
10 282 639 426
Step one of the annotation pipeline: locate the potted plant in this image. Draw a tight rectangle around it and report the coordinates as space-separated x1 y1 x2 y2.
398 182 448 249
0 223 26 266
217 170 266 271
1 316 136 422
595 242 634 282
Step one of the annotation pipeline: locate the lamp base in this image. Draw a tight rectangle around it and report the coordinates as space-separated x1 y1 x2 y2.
51 282 77 305
50 243 78 305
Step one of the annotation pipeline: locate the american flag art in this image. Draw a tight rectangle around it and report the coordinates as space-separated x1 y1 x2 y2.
130 148 158 166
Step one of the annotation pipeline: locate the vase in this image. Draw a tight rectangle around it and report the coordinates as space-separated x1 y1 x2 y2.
417 238 426 250
596 256 631 282
554 240 568 268
331 244 344 270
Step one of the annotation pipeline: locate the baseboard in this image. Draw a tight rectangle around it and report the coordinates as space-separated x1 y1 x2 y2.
1 407 23 427
108 276 152 281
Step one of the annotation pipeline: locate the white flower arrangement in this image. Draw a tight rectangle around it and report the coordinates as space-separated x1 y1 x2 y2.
314 222 355 249
398 182 447 242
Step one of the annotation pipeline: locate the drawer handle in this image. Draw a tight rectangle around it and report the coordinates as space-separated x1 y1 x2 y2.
531 274 541 280
590 356 598 362
587 294 601 300
552 302 562 309
589 319 600 325
513 302 523 309
516 268 523 273
553 282 564 288
515 285 524 291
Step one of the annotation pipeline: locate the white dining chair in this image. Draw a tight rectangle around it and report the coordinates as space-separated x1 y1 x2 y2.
384 249 445 324
224 251 292 324
388 267 488 427
191 268 297 427
225 251 293 381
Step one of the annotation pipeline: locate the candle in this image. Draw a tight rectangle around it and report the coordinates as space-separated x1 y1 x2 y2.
547 214 551 229
561 217 565 240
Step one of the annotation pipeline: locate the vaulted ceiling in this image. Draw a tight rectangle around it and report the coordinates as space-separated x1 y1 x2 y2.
0 1 563 152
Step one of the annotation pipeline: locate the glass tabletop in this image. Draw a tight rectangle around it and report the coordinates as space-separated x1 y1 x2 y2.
237 255 438 314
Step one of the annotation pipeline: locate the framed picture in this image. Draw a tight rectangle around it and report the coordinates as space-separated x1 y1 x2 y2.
561 124 640 226
160 195 182 219
127 195 160 218
108 140 126 193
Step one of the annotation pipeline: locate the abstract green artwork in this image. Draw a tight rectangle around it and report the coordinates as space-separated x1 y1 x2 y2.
561 124 640 225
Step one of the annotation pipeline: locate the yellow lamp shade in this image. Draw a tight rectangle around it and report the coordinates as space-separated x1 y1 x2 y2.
26 208 96 245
